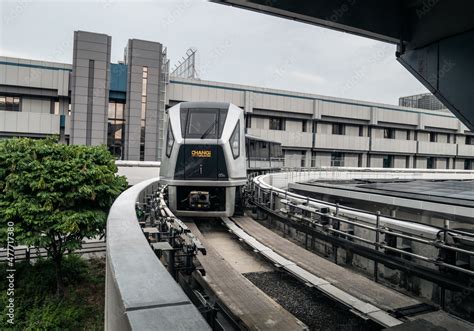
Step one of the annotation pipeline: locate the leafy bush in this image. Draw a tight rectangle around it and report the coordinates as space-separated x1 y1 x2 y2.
0 256 105 330
0 137 127 296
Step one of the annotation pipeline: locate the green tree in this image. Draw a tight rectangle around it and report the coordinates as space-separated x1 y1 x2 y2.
0 138 127 297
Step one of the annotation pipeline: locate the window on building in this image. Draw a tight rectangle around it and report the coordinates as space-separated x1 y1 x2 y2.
406 156 410 168
429 132 437 142
359 125 364 137
53 101 60 115
0 96 20 112
301 151 306 167
446 158 450 169
407 130 411 140
51 100 65 115
383 155 394 168
270 143 283 159
464 159 473 170
465 136 474 145
427 157 436 169
311 151 317 168
332 123 345 135
447 134 451 144
302 120 307 132
358 154 363 167
384 128 395 139
331 152 344 167
269 117 285 131
107 101 126 159
140 67 148 161
245 114 252 129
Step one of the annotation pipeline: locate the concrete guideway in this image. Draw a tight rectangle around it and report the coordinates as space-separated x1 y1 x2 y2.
226 216 474 331
105 178 210 331
187 221 308 331
225 216 410 328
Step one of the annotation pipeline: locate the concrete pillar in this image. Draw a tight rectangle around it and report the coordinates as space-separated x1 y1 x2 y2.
124 39 164 161
70 31 111 146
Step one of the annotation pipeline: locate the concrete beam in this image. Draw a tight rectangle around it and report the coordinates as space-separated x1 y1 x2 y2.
105 178 210 330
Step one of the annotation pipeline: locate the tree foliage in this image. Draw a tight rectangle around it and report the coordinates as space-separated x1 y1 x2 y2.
0 138 127 295
0 256 105 330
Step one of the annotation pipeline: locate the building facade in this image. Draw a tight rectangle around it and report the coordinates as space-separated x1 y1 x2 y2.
1 31 474 169
167 78 474 170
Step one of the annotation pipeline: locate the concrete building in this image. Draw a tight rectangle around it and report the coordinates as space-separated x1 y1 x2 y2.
168 78 474 170
1 31 474 168
0 31 168 161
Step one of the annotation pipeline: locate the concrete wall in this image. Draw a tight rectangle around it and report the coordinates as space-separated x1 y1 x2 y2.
416 157 428 168
0 111 70 136
248 128 312 148
0 56 70 96
393 156 408 168
21 98 51 114
345 153 359 167
370 155 384 168
0 57 71 138
311 152 332 167
314 133 369 151
284 150 306 168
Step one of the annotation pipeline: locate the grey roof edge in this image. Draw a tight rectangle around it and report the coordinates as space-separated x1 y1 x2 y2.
180 101 231 109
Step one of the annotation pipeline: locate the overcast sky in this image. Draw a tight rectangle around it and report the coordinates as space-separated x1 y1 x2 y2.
0 0 429 105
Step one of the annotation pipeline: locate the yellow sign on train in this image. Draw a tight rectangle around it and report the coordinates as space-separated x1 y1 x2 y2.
192 150 212 158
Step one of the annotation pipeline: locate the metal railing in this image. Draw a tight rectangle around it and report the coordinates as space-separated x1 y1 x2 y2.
0 240 105 262
250 172 474 281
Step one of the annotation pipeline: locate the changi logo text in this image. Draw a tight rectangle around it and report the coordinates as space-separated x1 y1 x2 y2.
191 150 212 158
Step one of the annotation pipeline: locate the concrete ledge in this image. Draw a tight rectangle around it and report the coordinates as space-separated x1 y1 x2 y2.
105 178 209 331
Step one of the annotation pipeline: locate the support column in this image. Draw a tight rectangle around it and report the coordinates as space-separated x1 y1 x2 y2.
70 31 111 146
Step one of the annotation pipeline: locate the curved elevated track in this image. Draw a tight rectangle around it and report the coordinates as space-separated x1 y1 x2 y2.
187 221 307 330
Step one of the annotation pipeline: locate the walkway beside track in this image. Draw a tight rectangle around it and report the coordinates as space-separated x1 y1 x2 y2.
187 221 308 331
232 215 418 310
229 216 474 331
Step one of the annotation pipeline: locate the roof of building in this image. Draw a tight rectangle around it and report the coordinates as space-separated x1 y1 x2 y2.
299 179 474 208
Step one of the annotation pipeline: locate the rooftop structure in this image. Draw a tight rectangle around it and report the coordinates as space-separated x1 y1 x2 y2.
399 93 446 111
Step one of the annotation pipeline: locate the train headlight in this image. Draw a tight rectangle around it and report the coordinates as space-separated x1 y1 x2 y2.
166 122 174 157
230 120 240 159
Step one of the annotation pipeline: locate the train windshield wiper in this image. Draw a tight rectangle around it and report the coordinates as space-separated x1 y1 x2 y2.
200 121 217 139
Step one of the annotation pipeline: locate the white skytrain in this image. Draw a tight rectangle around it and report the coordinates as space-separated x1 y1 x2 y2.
159 102 247 217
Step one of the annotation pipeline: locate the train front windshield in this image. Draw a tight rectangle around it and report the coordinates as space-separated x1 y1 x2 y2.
180 108 228 139
174 107 229 182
